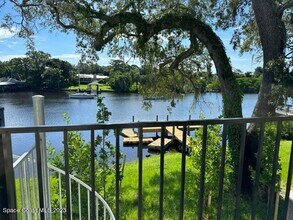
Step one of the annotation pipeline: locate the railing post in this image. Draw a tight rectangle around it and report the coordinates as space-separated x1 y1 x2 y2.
0 107 4 126
0 107 17 220
33 95 51 220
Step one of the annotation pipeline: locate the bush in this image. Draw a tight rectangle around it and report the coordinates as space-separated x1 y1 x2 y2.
281 121 293 140
47 97 122 219
188 124 233 216
250 123 282 202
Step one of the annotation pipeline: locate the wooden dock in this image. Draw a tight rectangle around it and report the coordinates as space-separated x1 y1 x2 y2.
121 129 137 137
122 126 192 148
123 137 154 145
148 138 172 151
166 126 190 146
142 127 162 133
177 125 202 130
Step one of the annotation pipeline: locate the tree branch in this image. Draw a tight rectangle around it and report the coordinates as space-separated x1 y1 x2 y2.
170 47 195 70
278 0 293 15
46 2 98 36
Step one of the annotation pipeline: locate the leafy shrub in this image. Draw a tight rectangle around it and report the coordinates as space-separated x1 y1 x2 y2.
250 123 282 202
188 124 233 216
48 97 122 219
281 121 293 140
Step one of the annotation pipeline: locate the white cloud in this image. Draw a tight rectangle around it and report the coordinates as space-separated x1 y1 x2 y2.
52 53 81 64
97 53 141 66
0 54 26 62
0 27 17 40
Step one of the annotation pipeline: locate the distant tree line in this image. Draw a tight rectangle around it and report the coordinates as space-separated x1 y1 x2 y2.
0 51 77 90
206 67 263 94
0 50 143 92
0 49 264 93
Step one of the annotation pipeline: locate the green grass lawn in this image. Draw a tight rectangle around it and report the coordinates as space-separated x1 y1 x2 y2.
14 140 291 219
279 140 292 188
117 140 291 219
68 84 114 92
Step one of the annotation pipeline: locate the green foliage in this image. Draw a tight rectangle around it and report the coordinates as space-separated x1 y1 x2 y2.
42 67 63 89
250 123 282 201
108 60 141 92
0 50 76 90
206 79 221 92
207 75 262 93
189 124 233 215
278 141 292 188
109 70 133 92
48 98 121 218
281 121 293 140
119 151 285 219
236 77 261 93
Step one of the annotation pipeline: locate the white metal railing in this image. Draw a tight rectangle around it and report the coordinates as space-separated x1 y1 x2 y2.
13 148 115 220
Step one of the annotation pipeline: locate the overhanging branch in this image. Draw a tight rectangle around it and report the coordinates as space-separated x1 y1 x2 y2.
47 2 98 36
278 0 293 15
170 47 195 70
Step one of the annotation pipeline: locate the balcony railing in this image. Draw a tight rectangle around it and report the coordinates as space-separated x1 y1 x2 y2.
13 147 115 220
0 115 293 220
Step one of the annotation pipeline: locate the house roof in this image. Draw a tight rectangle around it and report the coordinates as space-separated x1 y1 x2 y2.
0 78 19 86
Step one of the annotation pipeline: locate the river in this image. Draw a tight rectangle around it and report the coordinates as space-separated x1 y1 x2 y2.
0 91 258 160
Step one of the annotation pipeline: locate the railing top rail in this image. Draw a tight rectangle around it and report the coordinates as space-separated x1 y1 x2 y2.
13 146 37 168
13 152 28 168
0 115 292 134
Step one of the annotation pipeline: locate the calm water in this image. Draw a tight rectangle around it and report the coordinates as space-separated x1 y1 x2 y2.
0 91 258 160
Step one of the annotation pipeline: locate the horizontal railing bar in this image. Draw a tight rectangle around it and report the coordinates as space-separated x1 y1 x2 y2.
1 116 293 134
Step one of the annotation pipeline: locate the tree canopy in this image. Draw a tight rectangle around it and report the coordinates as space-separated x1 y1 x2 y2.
2 0 292 194
0 50 77 89
2 0 292 117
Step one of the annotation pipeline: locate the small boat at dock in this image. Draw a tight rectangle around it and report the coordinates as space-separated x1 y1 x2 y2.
69 92 95 99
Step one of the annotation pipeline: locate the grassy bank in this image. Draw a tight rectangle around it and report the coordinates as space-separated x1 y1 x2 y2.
67 84 114 92
279 140 292 188
118 140 291 219
13 140 290 219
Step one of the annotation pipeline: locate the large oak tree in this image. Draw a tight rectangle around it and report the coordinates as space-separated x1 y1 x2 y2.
214 0 292 118
2 0 292 194
2 0 243 117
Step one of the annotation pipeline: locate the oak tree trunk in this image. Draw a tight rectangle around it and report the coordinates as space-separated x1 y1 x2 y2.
251 0 286 118
244 0 287 194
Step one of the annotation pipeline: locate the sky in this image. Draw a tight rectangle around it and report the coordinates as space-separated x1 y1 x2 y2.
0 3 260 73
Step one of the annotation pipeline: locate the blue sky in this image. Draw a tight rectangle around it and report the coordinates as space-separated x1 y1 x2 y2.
0 4 260 72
